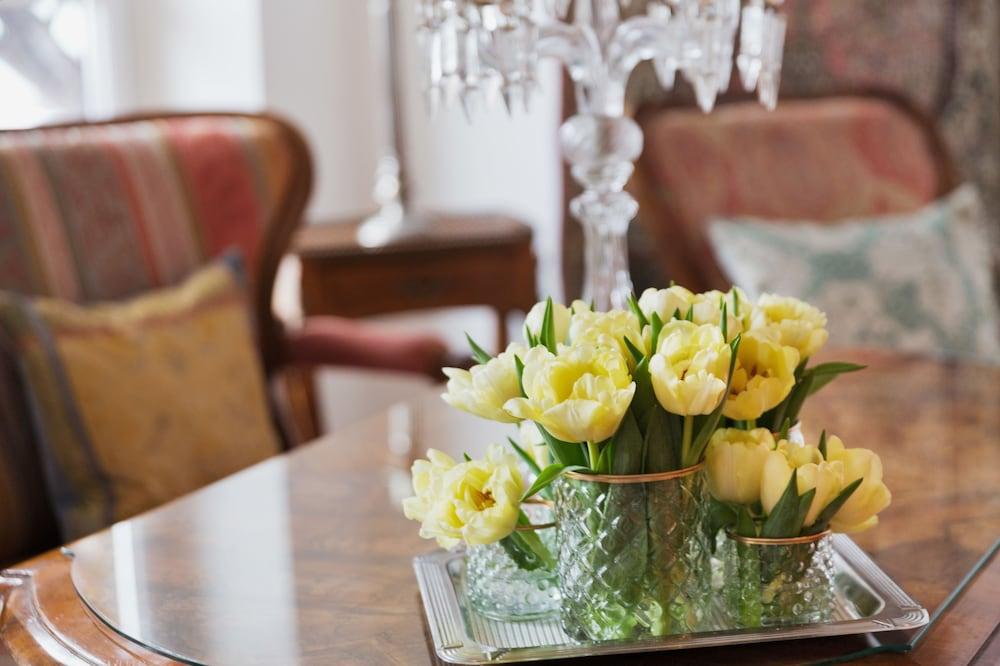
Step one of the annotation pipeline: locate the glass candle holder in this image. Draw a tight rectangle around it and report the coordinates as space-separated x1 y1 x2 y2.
721 530 836 628
464 505 560 621
553 464 711 642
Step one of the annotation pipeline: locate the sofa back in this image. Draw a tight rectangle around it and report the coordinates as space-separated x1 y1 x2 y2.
628 93 955 292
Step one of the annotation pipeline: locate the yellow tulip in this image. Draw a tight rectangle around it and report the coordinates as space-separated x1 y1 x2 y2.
402 448 456 525
649 320 732 416
760 448 844 527
403 444 524 549
568 308 646 361
442 342 533 423
776 438 823 467
705 428 775 504
724 333 799 421
523 300 572 344
796 460 845 527
518 419 550 469
637 286 694 322
760 450 794 516
504 344 635 444
751 294 829 359
825 436 892 533
690 289 747 342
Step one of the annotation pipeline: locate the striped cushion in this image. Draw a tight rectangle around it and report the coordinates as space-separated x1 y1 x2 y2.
0 256 282 540
0 116 296 302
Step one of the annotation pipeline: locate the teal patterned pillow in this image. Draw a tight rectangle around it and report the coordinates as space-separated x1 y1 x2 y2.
709 185 1000 360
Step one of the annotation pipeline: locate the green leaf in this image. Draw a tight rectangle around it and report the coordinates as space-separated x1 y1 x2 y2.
685 304 694 322
720 301 728 341
465 333 492 364
650 312 665 354
804 477 863 535
535 423 587 467
805 362 867 397
520 463 587 502
612 408 644 475
623 335 645 364
540 297 557 353
736 504 757 538
462 452 472 462
672 308 682 321
778 417 792 441
818 430 828 459
630 357 656 434
761 470 802 538
792 488 816 537
807 362 868 376
498 510 553 570
525 329 538 347
643 405 678 474
705 499 738 552
513 355 527 397
781 373 814 429
499 532 544 570
627 293 649 328
731 289 741 317
596 439 616 474
506 436 541 477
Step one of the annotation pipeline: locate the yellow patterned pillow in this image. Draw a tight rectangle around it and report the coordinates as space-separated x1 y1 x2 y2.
0 257 281 539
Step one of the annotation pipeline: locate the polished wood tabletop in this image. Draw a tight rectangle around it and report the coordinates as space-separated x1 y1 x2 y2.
1 349 998 665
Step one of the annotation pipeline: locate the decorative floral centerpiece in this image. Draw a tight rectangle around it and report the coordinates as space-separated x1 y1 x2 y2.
404 285 887 637
402 444 560 620
706 429 891 626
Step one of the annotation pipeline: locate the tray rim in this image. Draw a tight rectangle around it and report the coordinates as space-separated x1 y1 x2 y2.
414 533 929 664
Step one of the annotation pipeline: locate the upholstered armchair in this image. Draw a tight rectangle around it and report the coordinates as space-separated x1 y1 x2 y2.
0 113 449 563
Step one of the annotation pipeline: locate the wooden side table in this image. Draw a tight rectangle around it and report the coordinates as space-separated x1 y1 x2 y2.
295 214 538 349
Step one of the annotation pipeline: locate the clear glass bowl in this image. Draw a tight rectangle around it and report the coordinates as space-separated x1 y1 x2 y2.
464 506 560 622
720 531 836 627
553 467 711 641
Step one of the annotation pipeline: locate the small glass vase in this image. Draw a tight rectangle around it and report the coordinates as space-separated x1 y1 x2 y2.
720 530 835 628
464 506 560 621
553 465 711 642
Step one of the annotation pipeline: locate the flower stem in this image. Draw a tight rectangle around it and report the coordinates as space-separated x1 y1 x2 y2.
680 415 694 467
587 440 600 471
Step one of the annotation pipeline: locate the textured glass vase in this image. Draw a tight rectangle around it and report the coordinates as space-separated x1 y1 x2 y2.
465 508 560 621
553 467 711 642
721 531 836 628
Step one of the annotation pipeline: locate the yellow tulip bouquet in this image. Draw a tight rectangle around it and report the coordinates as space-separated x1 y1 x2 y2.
706 428 891 626
410 287 872 635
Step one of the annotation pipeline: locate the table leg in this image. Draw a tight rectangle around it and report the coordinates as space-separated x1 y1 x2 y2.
496 309 509 352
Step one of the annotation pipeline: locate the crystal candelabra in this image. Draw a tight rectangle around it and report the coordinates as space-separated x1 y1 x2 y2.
416 0 786 309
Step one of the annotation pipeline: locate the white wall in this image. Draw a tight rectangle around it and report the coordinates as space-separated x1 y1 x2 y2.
95 0 563 297
98 0 265 112
259 0 379 220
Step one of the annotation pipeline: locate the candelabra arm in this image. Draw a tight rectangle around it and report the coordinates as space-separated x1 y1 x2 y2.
535 21 601 90
560 114 643 311
608 16 675 88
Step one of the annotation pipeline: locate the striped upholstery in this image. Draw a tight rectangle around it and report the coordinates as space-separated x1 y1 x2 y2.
0 115 306 561
0 115 297 303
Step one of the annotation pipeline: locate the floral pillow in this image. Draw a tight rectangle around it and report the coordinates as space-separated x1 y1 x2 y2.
708 185 1000 361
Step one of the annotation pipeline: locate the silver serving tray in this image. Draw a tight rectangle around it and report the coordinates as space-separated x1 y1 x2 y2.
414 534 928 664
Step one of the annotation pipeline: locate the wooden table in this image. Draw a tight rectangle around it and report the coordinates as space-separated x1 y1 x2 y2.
296 214 537 349
1 349 998 664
